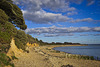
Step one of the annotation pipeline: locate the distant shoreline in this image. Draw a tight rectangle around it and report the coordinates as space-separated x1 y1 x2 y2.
52 44 87 53
48 44 100 60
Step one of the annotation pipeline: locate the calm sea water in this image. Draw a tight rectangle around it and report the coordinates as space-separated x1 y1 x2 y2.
53 44 100 58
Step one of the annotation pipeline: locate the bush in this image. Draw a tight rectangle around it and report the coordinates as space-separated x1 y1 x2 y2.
61 64 73 67
0 43 10 53
0 9 17 44
15 30 28 50
27 34 35 44
11 56 18 60
0 53 14 67
0 21 17 44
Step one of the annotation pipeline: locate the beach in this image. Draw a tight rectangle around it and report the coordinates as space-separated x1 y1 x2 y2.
12 45 100 67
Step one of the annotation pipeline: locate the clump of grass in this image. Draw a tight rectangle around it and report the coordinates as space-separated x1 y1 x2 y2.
50 50 61 53
89 56 94 60
45 48 51 50
50 51 55 52
0 53 14 67
61 64 73 67
11 56 18 60
66 54 98 60
24 50 29 53
55 50 60 53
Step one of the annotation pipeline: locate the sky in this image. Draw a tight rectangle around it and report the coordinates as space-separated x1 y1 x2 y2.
12 0 100 44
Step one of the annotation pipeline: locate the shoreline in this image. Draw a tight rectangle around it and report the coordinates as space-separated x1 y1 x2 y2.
37 45 100 66
51 45 100 60
45 44 100 60
13 44 100 67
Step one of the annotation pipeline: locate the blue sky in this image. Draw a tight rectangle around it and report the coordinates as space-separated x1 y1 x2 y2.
13 0 100 44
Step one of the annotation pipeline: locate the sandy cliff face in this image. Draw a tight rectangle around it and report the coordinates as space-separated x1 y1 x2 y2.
26 42 39 47
7 38 23 59
7 38 39 59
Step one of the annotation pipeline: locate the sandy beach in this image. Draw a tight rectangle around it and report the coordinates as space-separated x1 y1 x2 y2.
12 45 100 67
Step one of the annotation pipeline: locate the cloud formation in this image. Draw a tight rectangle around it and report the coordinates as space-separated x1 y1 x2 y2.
22 10 72 24
80 34 89 36
44 33 74 37
25 26 100 37
87 0 95 6
67 11 78 16
70 18 93 23
93 34 100 36
12 0 99 24
80 34 100 36
13 0 76 12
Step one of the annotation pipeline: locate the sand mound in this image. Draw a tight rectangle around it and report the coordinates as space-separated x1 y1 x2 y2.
7 38 24 58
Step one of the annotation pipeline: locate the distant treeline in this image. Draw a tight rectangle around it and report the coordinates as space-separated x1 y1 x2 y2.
38 40 82 45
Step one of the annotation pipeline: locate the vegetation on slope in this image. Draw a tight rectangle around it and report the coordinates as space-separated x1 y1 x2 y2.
0 53 14 67
0 9 17 44
0 0 33 66
15 30 28 50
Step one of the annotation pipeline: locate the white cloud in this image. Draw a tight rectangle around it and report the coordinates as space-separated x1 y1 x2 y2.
57 24 63 27
25 26 100 37
93 34 100 36
13 0 99 24
12 0 76 24
44 33 74 37
22 10 72 24
69 0 84 4
80 33 100 36
70 18 93 23
93 27 100 32
67 11 78 16
13 0 76 12
87 0 95 6
80 34 89 36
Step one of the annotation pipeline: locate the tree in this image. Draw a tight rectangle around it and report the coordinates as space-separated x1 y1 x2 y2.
0 9 17 44
0 0 27 30
40 40 43 43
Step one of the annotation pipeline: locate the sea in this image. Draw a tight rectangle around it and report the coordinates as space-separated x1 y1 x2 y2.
53 44 100 60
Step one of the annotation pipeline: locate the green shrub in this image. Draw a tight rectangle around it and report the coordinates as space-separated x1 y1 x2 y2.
11 56 18 60
27 34 35 44
0 9 17 44
56 50 60 53
15 30 28 50
0 53 14 67
0 21 17 44
0 43 10 53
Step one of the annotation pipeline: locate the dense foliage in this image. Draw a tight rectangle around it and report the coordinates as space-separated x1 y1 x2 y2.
0 53 14 67
15 30 28 50
0 9 17 44
0 0 27 30
0 0 44 67
27 34 36 44
0 1 28 66
0 0 28 51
